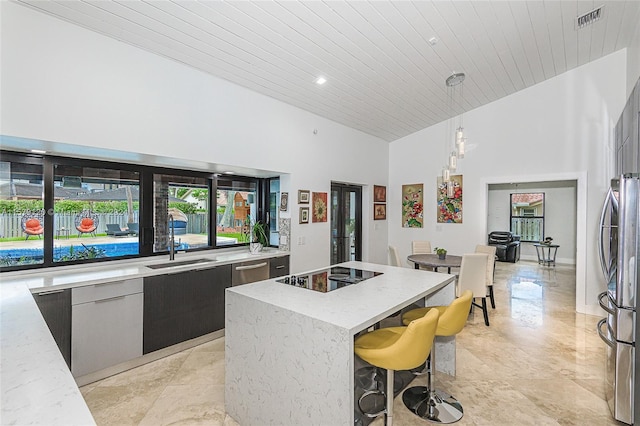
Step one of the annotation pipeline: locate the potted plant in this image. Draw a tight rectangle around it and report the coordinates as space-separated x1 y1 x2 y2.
248 220 269 254
434 247 447 260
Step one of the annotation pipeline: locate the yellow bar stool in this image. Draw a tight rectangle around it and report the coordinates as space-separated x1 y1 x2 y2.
354 308 439 426
400 290 474 423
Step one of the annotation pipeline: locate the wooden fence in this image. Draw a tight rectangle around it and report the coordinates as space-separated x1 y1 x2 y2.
0 212 213 239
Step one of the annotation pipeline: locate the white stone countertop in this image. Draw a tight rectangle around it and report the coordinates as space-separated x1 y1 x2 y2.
0 247 289 425
2 248 289 291
227 260 455 334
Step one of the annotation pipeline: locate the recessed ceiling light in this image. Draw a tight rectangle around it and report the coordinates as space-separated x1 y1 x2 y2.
315 76 327 85
30 149 46 154
428 37 438 46
223 171 234 175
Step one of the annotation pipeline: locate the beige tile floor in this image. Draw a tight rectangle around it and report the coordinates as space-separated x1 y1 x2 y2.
80 260 615 425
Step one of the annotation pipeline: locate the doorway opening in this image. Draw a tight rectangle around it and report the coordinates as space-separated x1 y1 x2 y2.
485 175 588 313
330 183 362 264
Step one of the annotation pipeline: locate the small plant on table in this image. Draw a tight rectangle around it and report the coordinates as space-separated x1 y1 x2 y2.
434 247 447 259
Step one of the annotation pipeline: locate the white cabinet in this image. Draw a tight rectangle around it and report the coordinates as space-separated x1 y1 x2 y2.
71 278 143 378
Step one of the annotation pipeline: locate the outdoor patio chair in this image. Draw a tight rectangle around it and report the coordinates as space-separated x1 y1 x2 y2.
21 211 44 240
75 211 99 237
106 223 129 237
127 222 139 236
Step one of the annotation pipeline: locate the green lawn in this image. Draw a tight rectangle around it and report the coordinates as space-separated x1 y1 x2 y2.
219 232 249 242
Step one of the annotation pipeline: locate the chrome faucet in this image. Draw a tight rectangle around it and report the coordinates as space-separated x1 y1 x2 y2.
168 213 175 261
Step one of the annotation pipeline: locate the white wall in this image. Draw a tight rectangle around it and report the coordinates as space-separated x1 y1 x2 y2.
389 50 626 315
487 181 577 265
0 2 390 273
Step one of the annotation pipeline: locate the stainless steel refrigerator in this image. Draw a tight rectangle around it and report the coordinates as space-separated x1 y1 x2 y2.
598 174 639 425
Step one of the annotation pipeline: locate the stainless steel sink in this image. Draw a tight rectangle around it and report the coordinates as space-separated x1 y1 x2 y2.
146 258 214 269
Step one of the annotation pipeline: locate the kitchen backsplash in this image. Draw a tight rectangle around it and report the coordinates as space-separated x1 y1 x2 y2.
278 218 290 252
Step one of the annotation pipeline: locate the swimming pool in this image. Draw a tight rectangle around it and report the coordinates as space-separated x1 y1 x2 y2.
0 242 142 261
0 238 242 263
1 241 187 261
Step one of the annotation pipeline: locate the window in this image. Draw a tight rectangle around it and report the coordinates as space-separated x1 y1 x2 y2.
215 176 258 246
269 178 280 246
510 192 545 242
0 150 272 271
153 173 211 253
53 164 140 262
0 153 44 266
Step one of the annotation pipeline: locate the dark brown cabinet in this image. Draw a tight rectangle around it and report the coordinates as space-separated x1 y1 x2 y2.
269 255 290 278
32 289 71 368
143 264 231 354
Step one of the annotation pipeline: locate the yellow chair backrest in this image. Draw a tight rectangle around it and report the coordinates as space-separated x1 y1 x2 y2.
389 308 439 370
359 309 439 371
436 290 473 336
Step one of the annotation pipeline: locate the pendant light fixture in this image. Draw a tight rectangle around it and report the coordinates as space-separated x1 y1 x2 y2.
441 71 467 184
446 71 466 161
447 180 455 198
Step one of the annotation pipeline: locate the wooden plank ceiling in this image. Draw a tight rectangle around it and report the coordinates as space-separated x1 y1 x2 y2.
17 0 640 142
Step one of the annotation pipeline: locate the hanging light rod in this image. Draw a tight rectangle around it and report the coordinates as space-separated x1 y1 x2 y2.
445 72 465 87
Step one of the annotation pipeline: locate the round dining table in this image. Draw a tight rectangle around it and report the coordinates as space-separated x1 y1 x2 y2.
407 253 463 273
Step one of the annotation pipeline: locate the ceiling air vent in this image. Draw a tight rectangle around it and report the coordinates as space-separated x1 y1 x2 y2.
576 5 604 29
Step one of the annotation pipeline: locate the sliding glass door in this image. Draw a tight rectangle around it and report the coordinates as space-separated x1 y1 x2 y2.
330 183 362 265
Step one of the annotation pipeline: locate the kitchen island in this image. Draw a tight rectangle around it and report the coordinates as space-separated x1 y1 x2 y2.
225 261 456 425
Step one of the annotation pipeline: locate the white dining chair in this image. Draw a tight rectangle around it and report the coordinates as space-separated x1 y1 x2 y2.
411 240 432 254
457 253 491 326
389 245 403 267
475 244 498 309
411 240 432 270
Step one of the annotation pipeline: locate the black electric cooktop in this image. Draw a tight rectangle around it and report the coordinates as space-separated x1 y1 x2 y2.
275 266 382 293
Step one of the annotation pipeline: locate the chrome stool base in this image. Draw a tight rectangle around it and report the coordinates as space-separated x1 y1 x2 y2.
402 385 463 423
355 366 405 418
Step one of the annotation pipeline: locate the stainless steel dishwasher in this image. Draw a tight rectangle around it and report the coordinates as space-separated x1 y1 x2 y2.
232 259 270 286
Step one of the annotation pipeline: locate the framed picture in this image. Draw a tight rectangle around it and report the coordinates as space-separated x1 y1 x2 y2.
437 175 463 223
298 190 310 204
280 192 289 211
299 207 309 224
374 185 386 202
402 183 424 228
374 203 386 220
312 192 328 222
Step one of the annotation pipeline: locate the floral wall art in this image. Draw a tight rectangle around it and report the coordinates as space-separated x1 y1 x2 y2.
401 183 423 228
437 175 463 223
312 192 328 223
